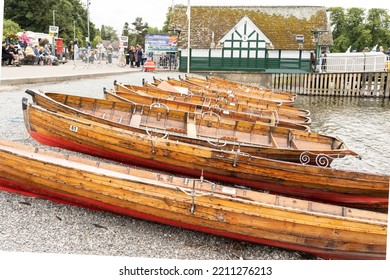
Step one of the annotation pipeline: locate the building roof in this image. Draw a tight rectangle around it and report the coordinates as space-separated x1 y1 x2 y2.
170 5 333 50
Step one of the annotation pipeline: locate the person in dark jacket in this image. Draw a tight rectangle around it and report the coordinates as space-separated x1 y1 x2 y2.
2 42 20 65
2 41 13 65
128 46 135 68
136 45 143 67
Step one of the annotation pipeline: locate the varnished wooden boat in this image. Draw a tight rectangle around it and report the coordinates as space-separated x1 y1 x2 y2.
22 99 389 211
129 78 310 117
26 89 357 165
0 140 386 260
152 77 295 107
111 82 312 128
207 75 294 96
182 75 296 103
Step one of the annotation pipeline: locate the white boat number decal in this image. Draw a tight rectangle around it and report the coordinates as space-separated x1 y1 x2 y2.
221 186 236 195
69 125 78 132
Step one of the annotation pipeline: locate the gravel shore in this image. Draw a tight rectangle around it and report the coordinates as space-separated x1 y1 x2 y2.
0 71 309 260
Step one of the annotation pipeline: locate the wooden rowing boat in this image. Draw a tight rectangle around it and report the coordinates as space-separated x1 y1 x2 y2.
129 78 310 117
22 99 389 211
26 89 356 165
182 75 296 103
207 75 293 95
151 77 295 107
111 82 312 128
0 140 387 260
104 91 311 131
178 75 295 105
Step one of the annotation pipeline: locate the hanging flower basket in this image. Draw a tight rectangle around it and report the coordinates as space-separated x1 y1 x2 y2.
5 33 19 44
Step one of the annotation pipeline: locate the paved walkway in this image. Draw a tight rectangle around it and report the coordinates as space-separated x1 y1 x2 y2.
0 59 142 86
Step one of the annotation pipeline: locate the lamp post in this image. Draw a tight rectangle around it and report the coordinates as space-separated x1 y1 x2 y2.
86 1 90 42
52 10 56 55
186 0 191 74
311 29 328 64
73 20 76 42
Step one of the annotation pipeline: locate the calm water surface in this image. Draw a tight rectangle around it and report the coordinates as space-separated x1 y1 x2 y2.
295 95 390 175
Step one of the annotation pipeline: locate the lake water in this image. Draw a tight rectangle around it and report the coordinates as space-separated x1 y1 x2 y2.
294 95 390 175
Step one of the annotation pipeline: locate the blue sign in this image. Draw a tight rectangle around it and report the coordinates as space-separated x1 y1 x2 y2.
145 34 178 53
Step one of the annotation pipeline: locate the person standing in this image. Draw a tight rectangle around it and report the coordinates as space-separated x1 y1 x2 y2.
96 41 105 63
85 42 92 63
128 46 135 68
136 45 143 67
125 46 130 65
73 38 79 60
21 30 30 50
68 41 74 60
320 50 327 73
117 41 126 66
107 44 113 64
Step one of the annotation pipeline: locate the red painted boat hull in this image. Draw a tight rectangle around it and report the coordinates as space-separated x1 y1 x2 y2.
0 176 383 260
27 129 388 211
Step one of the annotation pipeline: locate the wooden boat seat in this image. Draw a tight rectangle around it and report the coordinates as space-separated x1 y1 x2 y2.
187 122 197 138
290 139 299 150
130 114 142 128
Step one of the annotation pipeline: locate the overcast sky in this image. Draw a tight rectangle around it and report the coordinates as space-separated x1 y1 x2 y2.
87 0 390 35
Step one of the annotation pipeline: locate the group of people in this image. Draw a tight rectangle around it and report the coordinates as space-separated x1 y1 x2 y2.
23 43 57 65
2 29 59 66
2 41 21 66
125 45 145 68
1 30 35 66
63 39 147 68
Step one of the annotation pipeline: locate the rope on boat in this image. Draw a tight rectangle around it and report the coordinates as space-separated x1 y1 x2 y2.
149 102 170 112
201 111 220 121
145 127 169 139
177 173 219 213
206 138 227 147
145 127 169 154
176 185 211 214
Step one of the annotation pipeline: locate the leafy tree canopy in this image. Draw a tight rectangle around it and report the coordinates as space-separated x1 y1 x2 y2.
3 0 98 46
329 7 390 52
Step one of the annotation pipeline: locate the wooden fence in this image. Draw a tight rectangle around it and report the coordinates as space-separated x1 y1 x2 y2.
272 72 390 98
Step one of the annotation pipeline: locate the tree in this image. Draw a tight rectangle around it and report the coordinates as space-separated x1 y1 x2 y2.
366 9 390 50
329 7 346 40
2 19 21 40
329 7 390 52
91 35 102 48
99 25 118 41
3 0 97 46
147 27 159 34
345 8 366 51
162 6 173 34
100 25 107 40
122 22 130 37
130 17 149 46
